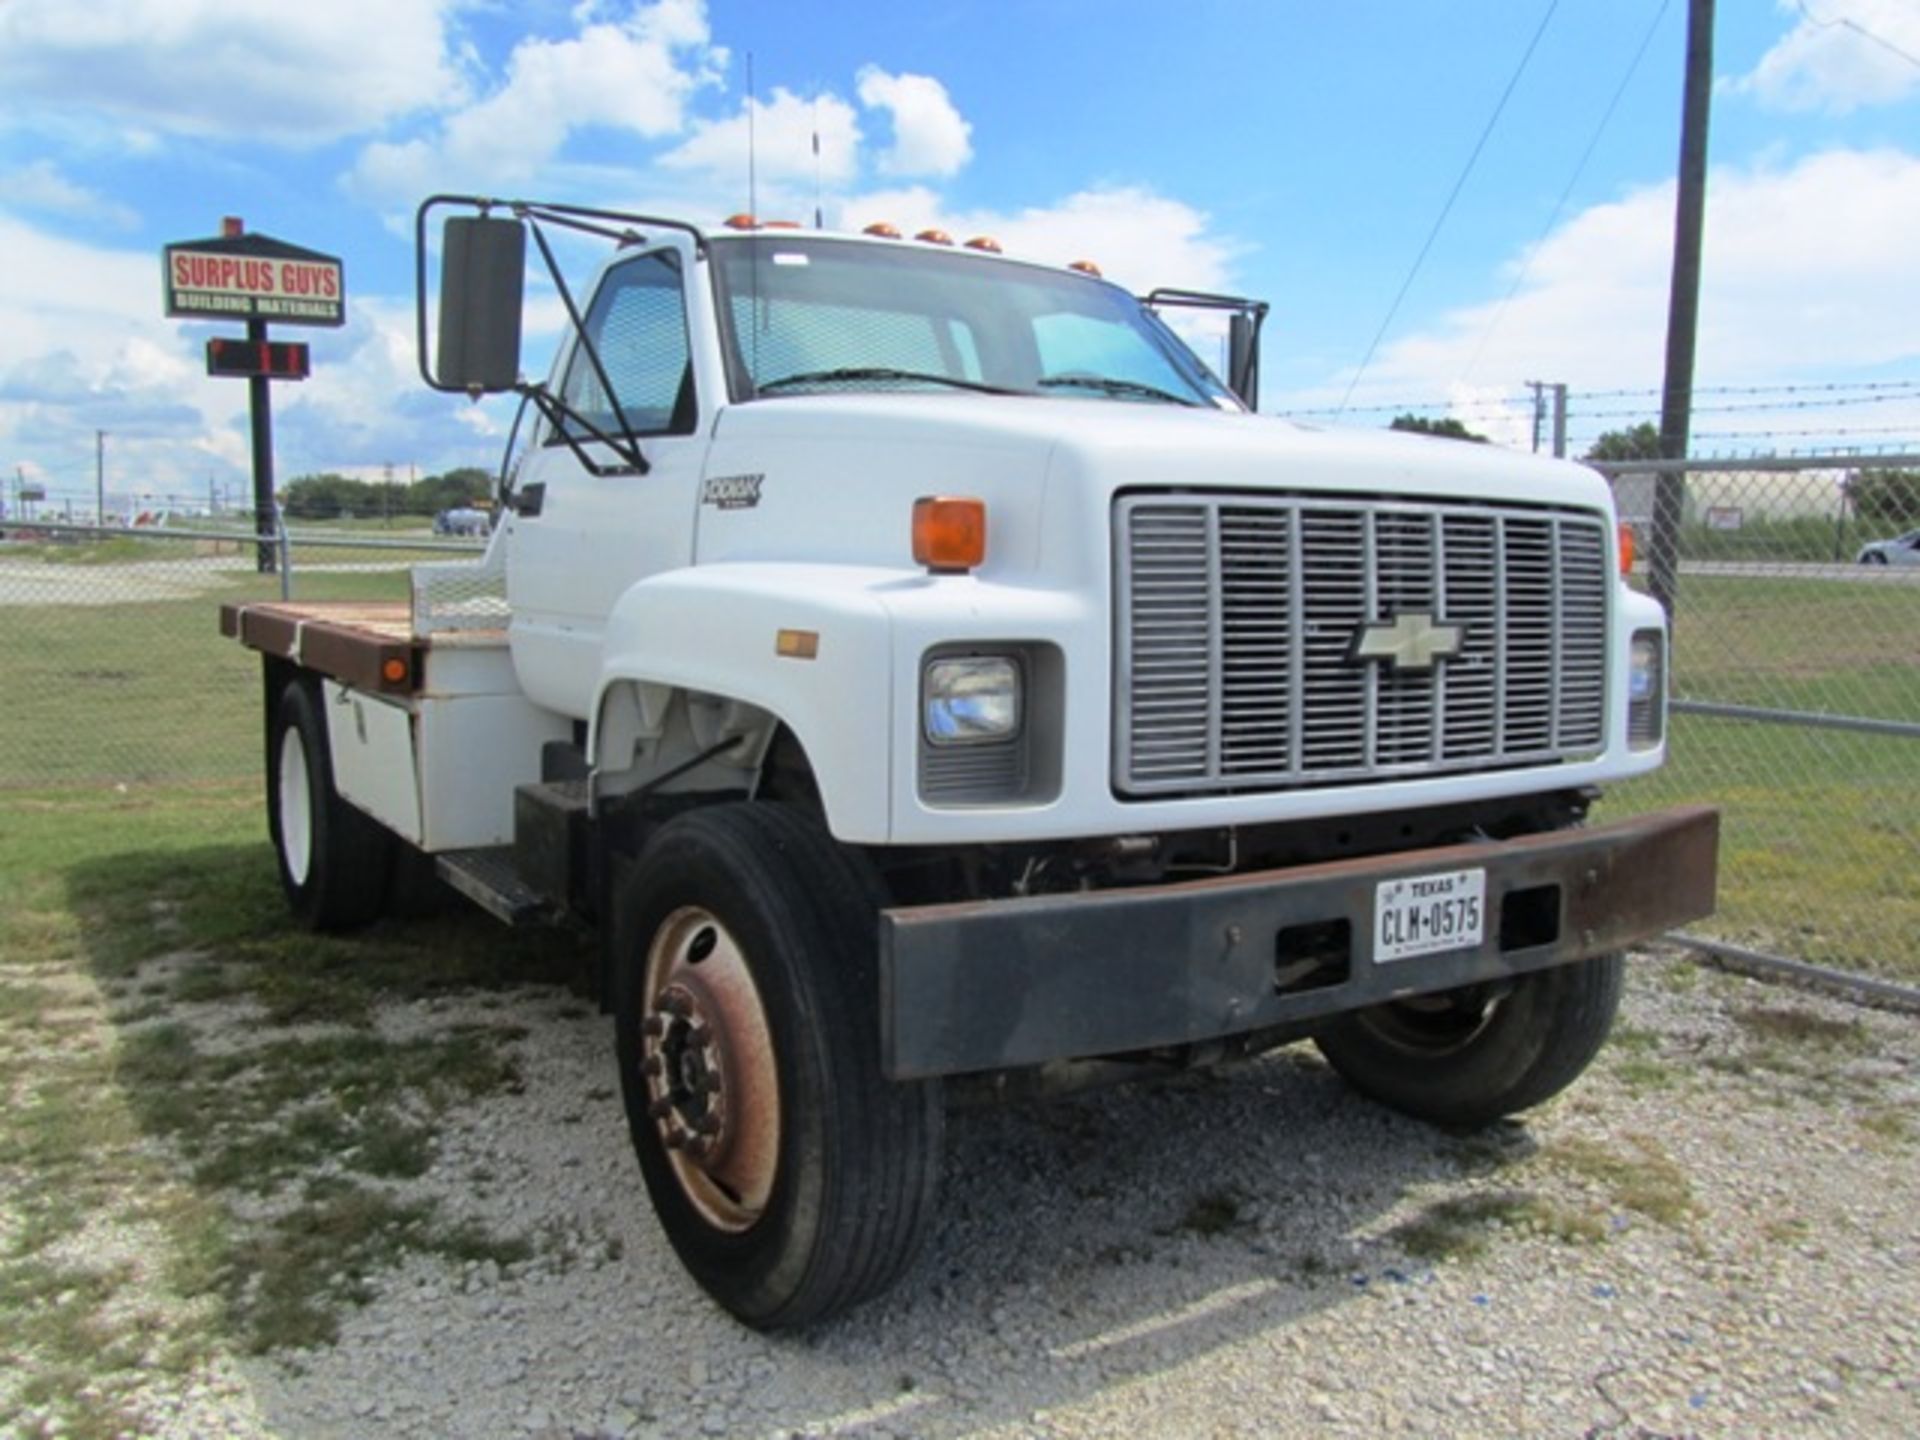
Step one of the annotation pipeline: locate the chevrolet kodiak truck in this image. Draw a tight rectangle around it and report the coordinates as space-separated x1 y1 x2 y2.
222 197 1717 1328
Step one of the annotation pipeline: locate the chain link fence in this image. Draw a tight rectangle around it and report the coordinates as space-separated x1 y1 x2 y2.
1599 454 1920 986
0 519 481 790
6 471 1917 987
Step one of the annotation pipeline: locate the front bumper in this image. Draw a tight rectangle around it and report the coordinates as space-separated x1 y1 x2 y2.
879 805 1718 1079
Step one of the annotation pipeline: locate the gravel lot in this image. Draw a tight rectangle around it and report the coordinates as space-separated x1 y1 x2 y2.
42 954 1920 1439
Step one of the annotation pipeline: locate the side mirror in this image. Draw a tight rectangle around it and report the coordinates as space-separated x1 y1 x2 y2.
1228 311 1260 412
436 216 525 393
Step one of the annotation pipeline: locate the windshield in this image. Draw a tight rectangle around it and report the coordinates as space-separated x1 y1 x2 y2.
712 236 1234 407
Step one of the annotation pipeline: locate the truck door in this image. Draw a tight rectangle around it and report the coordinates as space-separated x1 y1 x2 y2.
506 244 708 717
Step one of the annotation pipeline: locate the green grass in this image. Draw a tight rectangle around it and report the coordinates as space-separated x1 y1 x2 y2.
0 564 411 787
1389 1190 1606 1262
0 784 586 1430
1602 572 1919 982
1601 710 1919 980
1544 1136 1695 1227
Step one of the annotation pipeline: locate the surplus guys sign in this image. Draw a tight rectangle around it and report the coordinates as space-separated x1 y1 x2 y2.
162 228 345 327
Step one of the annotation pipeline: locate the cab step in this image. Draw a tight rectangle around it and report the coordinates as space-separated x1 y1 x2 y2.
436 847 549 926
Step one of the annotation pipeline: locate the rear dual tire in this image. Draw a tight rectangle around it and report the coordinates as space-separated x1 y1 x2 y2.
267 679 394 931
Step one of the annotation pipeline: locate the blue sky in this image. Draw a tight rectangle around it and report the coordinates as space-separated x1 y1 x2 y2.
2 0 1917 512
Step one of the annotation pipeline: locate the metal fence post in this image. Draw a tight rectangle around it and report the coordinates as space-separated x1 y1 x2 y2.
276 511 291 600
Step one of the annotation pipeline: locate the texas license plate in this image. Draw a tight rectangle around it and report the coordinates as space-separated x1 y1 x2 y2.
1372 868 1487 963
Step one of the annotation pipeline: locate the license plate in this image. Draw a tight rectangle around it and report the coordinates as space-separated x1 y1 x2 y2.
1373 868 1487 963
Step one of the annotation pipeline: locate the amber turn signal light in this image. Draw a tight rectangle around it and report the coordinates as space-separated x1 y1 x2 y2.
912 497 987 573
1618 522 1636 576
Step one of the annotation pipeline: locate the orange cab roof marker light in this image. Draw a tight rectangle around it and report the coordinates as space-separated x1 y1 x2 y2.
1068 259 1102 277
915 228 954 246
723 213 757 230
863 222 902 238
964 236 1002 253
912 497 987 574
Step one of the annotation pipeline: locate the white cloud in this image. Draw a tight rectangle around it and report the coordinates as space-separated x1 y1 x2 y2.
0 211 514 505
0 0 466 145
660 88 863 190
0 160 140 229
350 0 724 203
837 184 1234 296
1727 0 1920 113
855 68 972 178
1294 148 1920 431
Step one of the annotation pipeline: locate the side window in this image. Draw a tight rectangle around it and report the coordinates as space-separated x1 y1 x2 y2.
557 250 693 438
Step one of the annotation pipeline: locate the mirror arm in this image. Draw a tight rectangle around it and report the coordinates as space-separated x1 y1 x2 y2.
519 384 650 480
524 215 651 477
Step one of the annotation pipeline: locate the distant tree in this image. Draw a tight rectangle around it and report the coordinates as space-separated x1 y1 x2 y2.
1844 468 1920 527
408 466 495 514
1585 422 1662 462
281 472 373 520
1389 414 1488 443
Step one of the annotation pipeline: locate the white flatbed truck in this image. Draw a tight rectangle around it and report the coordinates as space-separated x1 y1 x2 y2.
223 197 1717 1327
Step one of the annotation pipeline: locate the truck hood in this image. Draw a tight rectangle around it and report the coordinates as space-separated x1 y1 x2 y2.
698 394 1617 577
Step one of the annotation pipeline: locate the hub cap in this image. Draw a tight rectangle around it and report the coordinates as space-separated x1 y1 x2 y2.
277 726 313 885
639 907 780 1232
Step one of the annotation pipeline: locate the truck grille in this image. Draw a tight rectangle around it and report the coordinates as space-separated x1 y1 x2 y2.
1115 492 1610 796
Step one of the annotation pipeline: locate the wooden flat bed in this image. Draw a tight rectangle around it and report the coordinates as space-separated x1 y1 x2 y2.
220 600 505 696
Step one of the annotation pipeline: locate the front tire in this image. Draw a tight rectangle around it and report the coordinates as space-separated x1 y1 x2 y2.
1313 953 1624 1128
611 803 943 1328
267 679 394 931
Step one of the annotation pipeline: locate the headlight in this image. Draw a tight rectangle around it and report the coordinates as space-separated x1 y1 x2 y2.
1628 630 1664 749
923 655 1021 746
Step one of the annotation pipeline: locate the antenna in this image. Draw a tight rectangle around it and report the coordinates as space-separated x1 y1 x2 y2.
746 52 758 224
812 95 823 229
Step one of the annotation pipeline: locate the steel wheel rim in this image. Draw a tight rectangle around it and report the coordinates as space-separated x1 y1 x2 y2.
639 906 781 1233
1356 983 1508 1057
277 726 313 886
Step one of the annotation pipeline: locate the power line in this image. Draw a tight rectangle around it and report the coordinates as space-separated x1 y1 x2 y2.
1282 377 1920 419
1336 0 1562 415
1795 1 1920 70
1462 0 1672 383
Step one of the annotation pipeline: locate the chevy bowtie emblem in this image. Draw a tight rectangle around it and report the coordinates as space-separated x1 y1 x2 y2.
1350 612 1464 671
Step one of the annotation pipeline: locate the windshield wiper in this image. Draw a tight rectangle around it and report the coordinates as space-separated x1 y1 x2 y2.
756 366 1019 397
1036 373 1197 406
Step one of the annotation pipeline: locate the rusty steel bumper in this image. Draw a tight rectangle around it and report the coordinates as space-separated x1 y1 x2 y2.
878 805 1718 1079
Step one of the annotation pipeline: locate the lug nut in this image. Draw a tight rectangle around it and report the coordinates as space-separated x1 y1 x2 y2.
687 1023 712 1045
684 1136 713 1160
663 1130 685 1150
642 1055 664 1077
642 1015 667 1038
695 1113 721 1135
648 1096 674 1120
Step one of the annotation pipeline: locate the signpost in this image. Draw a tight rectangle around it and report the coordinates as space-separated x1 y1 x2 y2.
163 218 344 571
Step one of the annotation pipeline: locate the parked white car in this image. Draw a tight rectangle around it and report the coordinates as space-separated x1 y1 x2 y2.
1856 528 1920 565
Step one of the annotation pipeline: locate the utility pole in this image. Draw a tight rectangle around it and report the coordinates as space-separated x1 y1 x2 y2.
96 430 107 527
1652 0 1714 617
1525 381 1569 457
